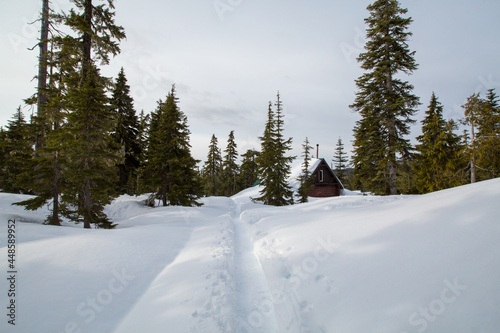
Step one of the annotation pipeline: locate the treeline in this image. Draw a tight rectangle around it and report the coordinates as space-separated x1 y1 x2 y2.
0 0 206 228
1 0 499 228
349 0 500 195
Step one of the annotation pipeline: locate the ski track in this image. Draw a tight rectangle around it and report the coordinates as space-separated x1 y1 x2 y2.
192 197 283 332
231 199 280 333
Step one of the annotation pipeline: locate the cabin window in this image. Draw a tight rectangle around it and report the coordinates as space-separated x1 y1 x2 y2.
319 170 324 182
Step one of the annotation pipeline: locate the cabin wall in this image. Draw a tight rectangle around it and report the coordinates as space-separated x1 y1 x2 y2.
308 184 341 197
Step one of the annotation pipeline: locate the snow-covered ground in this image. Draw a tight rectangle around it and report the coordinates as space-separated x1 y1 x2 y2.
1 179 500 332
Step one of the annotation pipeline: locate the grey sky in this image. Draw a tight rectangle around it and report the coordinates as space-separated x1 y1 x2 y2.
2 0 500 164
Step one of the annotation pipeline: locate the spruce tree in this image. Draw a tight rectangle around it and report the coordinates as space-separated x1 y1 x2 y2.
63 65 121 228
143 86 201 207
350 0 420 195
333 137 348 184
202 134 223 196
111 68 141 194
255 93 295 206
1 108 34 193
414 93 464 193
297 137 314 203
238 149 259 191
13 10 80 225
221 130 239 196
461 93 482 183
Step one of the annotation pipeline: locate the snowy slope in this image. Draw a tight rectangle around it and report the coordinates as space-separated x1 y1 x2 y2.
1 179 499 333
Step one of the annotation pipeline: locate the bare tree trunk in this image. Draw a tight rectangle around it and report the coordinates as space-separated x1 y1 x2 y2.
82 0 93 83
36 0 49 151
385 39 398 195
470 122 477 183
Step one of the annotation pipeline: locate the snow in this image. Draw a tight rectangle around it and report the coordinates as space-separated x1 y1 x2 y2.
1 179 500 332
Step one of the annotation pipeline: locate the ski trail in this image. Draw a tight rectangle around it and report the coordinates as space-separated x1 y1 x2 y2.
230 200 280 333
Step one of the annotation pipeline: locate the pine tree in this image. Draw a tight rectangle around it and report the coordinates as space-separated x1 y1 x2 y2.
414 93 464 193
63 0 125 228
297 137 314 203
111 68 141 194
255 93 295 206
350 0 420 195
64 0 125 82
221 130 239 196
63 65 121 228
0 108 34 193
202 134 223 196
238 149 259 191
461 93 483 183
13 10 79 225
143 85 201 207
333 137 348 184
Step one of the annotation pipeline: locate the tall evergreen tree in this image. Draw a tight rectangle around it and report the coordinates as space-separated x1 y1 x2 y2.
202 134 223 196
255 93 295 206
238 149 259 191
297 137 314 203
111 68 141 194
221 130 239 196
63 65 121 228
350 0 420 195
461 93 482 183
414 93 464 193
143 85 201 207
333 137 348 184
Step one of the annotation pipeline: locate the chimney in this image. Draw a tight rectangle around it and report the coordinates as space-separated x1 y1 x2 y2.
316 144 319 159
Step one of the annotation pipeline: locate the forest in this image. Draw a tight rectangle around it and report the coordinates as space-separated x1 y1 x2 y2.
0 0 499 228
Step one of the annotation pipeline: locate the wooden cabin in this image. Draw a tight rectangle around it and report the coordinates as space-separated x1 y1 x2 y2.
307 158 344 197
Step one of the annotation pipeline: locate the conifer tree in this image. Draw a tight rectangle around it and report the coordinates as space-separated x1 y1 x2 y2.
333 137 348 184
476 89 500 179
135 110 150 194
221 130 239 196
111 68 141 194
143 86 201 206
0 108 34 193
461 93 482 183
255 93 295 206
0 128 7 189
238 149 259 191
202 134 223 196
63 65 121 228
297 137 314 203
350 0 420 195
414 93 464 193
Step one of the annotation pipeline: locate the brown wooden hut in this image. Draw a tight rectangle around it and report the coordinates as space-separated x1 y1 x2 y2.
307 158 344 197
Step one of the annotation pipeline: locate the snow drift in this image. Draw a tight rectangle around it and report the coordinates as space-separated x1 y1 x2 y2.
1 179 499 332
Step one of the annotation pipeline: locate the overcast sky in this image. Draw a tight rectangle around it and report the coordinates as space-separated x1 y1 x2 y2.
2 0 500 164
